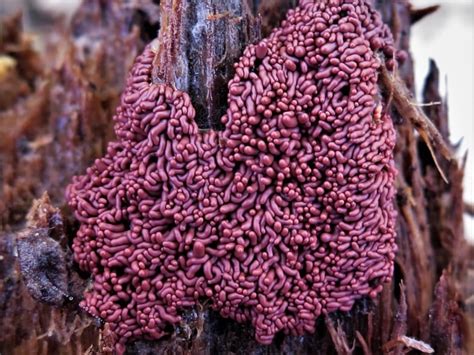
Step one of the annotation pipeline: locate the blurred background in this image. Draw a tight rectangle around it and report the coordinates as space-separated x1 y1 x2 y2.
1 0 473 240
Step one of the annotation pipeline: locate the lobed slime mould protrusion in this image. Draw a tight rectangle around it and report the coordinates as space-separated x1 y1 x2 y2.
67 0 399 351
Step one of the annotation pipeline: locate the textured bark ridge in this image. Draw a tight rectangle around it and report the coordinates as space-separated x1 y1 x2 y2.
0 1 472 354
152 0 260 129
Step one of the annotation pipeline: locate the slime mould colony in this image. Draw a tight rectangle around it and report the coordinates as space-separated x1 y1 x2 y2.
67 0 402 351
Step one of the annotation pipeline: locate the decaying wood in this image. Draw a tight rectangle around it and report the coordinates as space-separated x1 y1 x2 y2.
379 63 452 183
1 1 158 353
409 5 440 25
466 202 474 216
152 0 260 129
0 0 472 354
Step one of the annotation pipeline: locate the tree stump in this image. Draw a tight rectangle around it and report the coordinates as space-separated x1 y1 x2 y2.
0 1 471 354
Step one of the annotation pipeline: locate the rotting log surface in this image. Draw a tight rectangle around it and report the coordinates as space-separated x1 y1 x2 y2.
0 1 472 354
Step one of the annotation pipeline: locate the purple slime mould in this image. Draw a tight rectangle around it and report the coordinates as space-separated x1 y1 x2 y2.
67 0 399 351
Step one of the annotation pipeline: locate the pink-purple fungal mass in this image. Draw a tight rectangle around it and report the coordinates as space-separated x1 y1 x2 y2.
67 0 399 350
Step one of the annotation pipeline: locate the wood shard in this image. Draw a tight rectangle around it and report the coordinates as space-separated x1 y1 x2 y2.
380 63 452 183
410 5 440 24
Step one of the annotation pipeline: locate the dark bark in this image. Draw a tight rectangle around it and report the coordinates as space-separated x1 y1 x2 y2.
152 0 260 130
0 0 471 354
